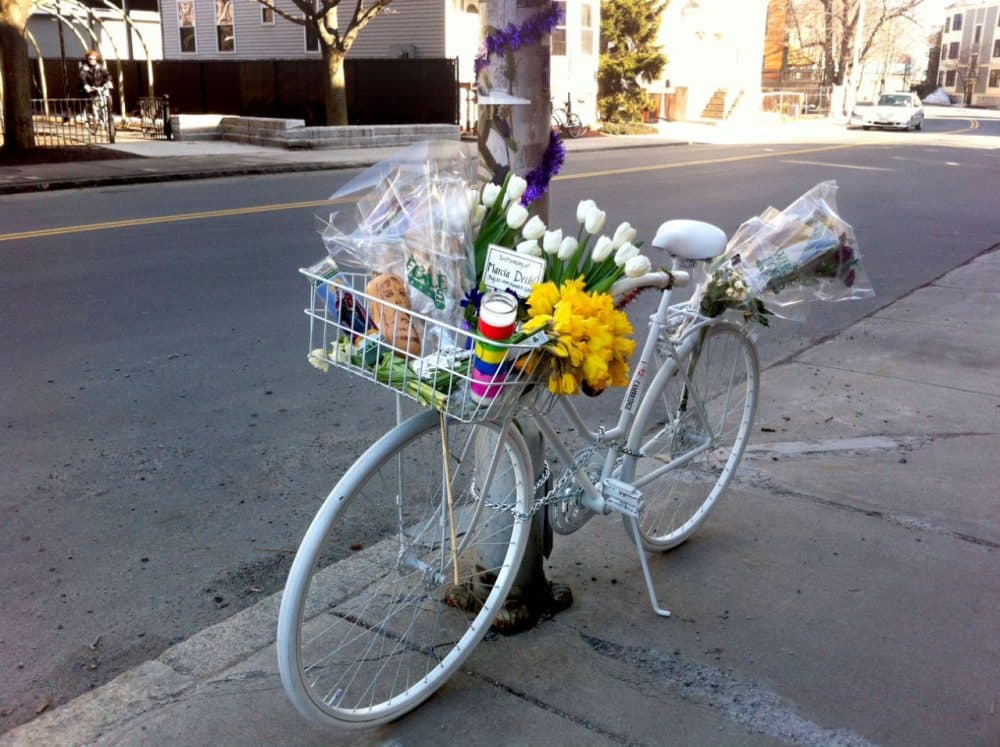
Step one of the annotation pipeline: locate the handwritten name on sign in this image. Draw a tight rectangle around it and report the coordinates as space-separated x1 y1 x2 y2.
482 244 546 297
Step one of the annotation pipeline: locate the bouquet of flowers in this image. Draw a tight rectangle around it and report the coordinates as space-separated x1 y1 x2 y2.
307 137 654 413
693 181 873 324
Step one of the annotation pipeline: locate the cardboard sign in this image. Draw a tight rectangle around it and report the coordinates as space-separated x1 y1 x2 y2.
482 244 546 297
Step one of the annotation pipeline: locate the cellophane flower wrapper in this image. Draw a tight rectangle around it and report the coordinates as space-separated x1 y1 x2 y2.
697 181 873 320
317 141 479 342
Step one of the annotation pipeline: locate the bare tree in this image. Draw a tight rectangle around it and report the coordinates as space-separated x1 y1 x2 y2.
252 0 393 125
0 0 36 152
788 0 925 113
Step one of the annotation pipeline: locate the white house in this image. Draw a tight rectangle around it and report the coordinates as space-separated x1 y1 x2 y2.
157 0 599 126
937 0 1000 107
651 0 769 121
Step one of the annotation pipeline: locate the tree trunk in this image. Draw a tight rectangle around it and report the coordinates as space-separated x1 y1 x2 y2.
0 7 35 153
322 46 348 126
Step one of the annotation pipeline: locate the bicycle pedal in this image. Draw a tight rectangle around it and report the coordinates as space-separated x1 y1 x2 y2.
600 478 644 518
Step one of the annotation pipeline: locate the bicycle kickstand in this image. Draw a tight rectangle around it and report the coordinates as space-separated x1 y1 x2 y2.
627 516 672 618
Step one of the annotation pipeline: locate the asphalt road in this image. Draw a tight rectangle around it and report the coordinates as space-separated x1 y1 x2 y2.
2 122 998 731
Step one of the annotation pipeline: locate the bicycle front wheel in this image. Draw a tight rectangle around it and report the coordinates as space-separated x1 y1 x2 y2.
564 112 586 139
277 411 532 727
625 321 758 551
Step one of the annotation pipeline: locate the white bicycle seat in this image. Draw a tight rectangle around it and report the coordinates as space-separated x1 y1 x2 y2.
651 219 727 260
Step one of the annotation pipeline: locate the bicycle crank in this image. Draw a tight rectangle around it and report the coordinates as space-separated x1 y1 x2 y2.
548 450 601 535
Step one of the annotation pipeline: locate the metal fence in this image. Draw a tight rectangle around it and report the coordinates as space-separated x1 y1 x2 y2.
138 95 172 139
30 98 115 146
761 89 831 118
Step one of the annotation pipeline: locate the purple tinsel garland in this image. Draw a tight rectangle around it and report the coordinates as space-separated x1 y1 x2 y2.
521 128 566 206
474 2 564 76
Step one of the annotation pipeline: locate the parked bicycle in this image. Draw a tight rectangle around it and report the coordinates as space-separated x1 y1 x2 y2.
551 95 586 138
278 218 758 727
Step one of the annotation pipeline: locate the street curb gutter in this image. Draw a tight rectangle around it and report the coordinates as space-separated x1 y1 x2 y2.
0 160 378 196
0 138 696 196
0 590 287 747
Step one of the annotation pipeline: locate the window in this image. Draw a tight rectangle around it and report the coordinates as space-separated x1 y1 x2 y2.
580 2 593 55
215 0 234 51
261 5 274 24
952 13 962 31
994 39 1000 57
945 69 957 86
990 69 1000 88
941 45 947 62
974 25 982 45
177 0 196 52
949 42 960 59
944 17 950 33
938 71 945 86
551 1 566 56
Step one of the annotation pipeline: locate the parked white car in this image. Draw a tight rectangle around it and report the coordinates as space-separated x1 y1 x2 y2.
849 92 924 131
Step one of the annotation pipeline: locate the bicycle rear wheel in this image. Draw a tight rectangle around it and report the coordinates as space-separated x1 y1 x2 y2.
277 411 532 727
564 112 586 139
624 321 758 551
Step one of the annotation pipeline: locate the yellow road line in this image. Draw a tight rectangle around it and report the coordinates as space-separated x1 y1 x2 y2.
0 198 342 243
781 159 894 172
0 130 978 243
550 143 856 182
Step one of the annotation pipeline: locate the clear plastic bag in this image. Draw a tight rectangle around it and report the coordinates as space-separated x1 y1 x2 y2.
317 141 479 340
698 181 874 320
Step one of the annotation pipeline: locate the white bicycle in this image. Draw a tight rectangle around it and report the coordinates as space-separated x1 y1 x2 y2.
85 85 116 142
277 219 759 727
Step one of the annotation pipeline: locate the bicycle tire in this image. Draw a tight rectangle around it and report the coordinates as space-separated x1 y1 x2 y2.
550 108 566 132
564 112 586 139
622 321 758 551
277 411 532 727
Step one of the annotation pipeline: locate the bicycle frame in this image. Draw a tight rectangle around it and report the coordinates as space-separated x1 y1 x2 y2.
525 259 714 515
518 259 727 617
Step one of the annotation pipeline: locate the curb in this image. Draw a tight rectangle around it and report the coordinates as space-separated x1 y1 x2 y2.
0 588 287 747
0 160 379 196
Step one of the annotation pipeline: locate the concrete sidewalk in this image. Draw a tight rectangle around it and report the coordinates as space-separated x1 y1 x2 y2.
0 115 853 196
2 246 997 746
3 105 997 195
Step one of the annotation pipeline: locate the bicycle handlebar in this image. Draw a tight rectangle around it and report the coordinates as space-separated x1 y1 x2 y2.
609 270 689 299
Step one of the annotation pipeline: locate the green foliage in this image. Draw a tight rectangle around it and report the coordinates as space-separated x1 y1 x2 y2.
599 121 658 135
598 0 668 123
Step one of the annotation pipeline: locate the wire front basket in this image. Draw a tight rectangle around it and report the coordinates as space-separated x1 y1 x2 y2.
302 266 557 424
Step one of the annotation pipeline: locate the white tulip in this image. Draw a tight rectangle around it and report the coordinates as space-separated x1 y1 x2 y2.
522 215 546 241
516 239 543 257
557 236 579 261
584 207 607 235
591 235 614 263
542 229 563 255
506 203 529 230
624 254 652 278
471 204 487 226
612 221 637 249
468 188 480 207
506 174 528 202
482 183 501 208
576 199 597 225
614 242 640 267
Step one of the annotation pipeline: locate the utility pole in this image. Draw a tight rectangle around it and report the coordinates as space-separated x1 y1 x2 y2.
474 0 572 633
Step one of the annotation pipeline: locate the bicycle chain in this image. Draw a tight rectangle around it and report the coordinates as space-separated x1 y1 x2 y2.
480 431 646 521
